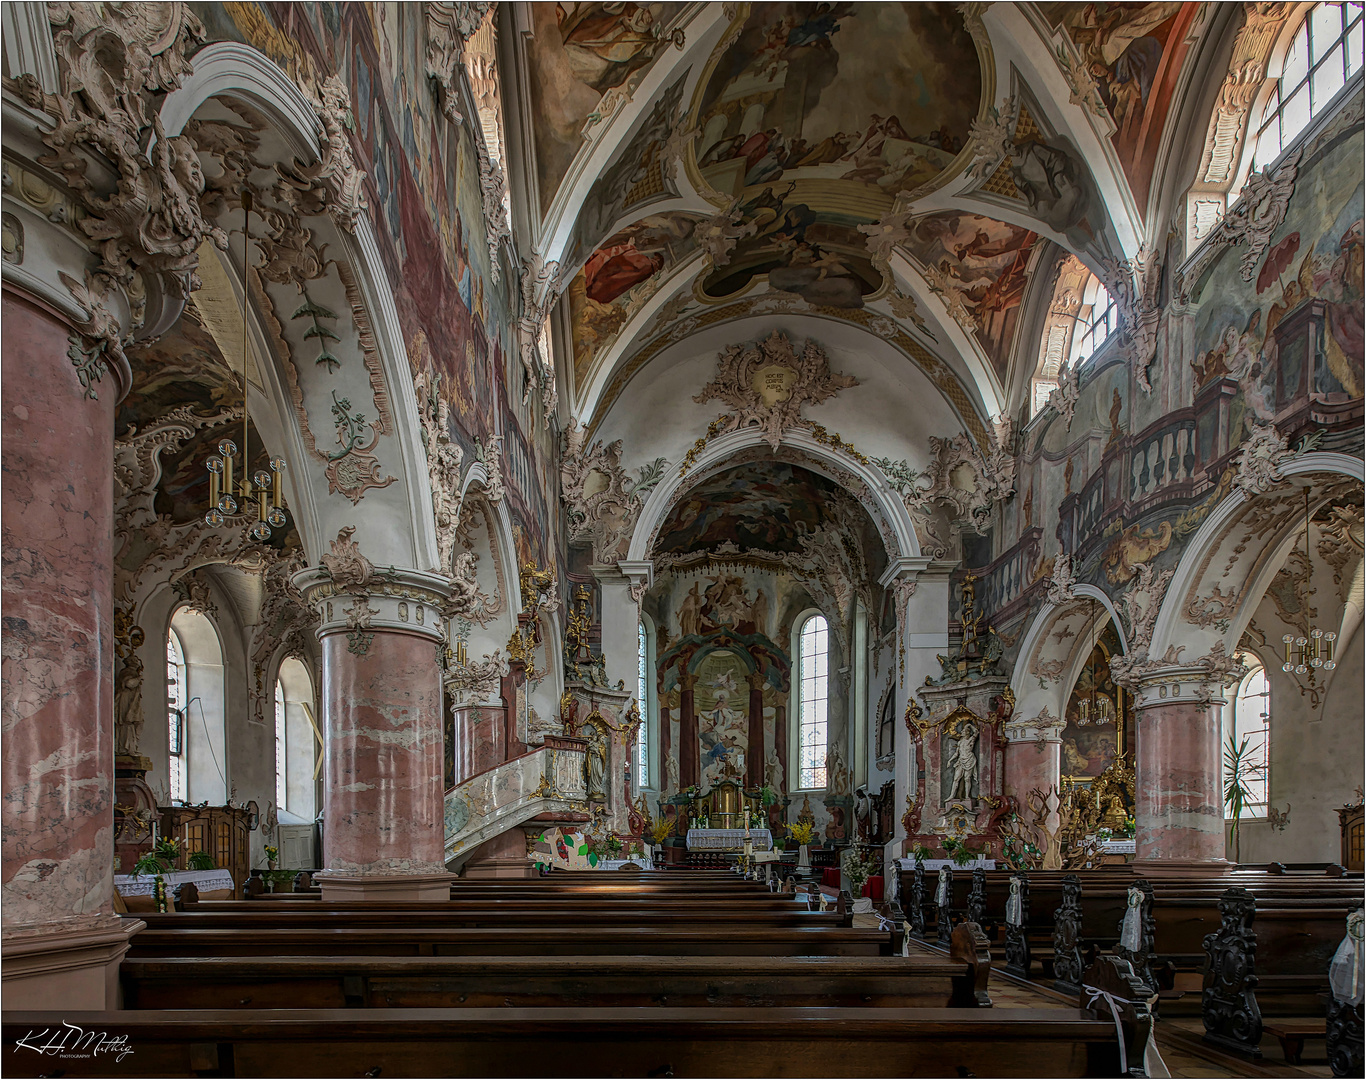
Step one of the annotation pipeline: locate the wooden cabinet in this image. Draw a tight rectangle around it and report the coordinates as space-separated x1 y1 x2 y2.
1340 805 1364 872
159 805 251 888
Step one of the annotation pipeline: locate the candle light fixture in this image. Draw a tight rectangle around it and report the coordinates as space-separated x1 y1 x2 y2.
204 188 287 541
1282 487 1336 686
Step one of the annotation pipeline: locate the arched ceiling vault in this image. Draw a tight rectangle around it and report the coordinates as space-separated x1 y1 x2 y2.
504 2 1223 433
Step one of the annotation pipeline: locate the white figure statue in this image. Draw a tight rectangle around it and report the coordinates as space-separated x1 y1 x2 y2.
586 728 608 800
947 722 979 801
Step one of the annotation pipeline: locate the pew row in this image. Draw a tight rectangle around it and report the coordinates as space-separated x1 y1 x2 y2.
1 1003 1145 1078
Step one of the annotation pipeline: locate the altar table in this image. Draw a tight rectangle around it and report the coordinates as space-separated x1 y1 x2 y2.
685 828 773 852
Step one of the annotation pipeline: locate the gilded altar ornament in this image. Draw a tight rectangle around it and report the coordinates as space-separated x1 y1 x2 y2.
905 697 928 733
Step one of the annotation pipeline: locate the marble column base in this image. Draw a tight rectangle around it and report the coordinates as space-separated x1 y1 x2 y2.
1 914 143 1010
314 872 456 903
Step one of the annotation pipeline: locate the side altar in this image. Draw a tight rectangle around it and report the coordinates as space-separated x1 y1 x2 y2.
902 574 1017 860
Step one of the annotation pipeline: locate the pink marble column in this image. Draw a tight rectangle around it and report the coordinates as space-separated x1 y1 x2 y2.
316 622 453 899
2 288 139 1007
1004 736 1061 804
1134 699 1227 870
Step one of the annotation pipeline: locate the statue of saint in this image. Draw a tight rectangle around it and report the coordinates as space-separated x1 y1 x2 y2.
114 656 145 759
585 728 608 800
947 722 979 801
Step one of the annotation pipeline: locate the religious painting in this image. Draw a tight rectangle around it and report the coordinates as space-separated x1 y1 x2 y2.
698 196 883 309
1060 625 1134 781
905 213 1039 385
1190 124 1365 445
1039 2 1200 207
694 649 752 789
693 3 980 199
564 74 688 268
568 212 702 381
655 461 876 557
524 3 687 215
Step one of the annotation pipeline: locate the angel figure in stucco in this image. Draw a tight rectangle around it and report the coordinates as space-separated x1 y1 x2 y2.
947 721 980 802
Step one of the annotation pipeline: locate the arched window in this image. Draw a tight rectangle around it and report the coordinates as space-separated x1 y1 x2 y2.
1223 661 1270 818
1250 4 1363 176
166 628 187 803
637 621 650 790
1068 274 1117 368
794 614 830 790
275 656 319 821
167 608 227 805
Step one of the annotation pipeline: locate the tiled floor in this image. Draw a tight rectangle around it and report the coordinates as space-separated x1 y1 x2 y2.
887 932 1330 1079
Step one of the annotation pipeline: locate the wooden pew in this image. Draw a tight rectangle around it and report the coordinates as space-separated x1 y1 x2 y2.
121 945 989 1011
123 923 895 958
0 1002 1143 1078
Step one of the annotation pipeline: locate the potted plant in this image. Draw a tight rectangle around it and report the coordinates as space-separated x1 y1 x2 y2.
788 820 816 868
264 844 279 871
132 836 181 912
188 850 216 871
1224 733 1263 863
941 836 982 867
648 818 674 860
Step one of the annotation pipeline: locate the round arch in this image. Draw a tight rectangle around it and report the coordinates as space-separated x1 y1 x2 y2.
627 426 920 565
159 41 438 571
1148 453 1364 660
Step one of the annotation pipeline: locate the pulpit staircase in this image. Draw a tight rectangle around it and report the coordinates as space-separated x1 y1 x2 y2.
443 735 589 870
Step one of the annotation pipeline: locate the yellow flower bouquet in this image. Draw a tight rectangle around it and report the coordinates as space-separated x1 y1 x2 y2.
787 820 815 846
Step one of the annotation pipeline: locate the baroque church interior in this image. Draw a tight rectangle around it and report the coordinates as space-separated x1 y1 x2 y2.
1 1 1364 1077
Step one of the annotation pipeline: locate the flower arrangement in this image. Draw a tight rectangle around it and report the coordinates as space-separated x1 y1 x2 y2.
787 820 816 846
843 848 881 891
910 843 934 865
649 818 675 845
132 835 181 879
264 844 279 869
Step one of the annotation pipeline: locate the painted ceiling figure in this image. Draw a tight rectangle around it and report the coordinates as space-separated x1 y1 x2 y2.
557 2 671 94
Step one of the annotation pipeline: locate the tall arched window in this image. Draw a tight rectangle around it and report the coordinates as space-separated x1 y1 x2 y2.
1068 274 1117 367
275 656 319 821
1250 4 1363 176
167 607 227 805
166 628 187 803
1223 661 1270 818
636 621 650 790
794 614 830 790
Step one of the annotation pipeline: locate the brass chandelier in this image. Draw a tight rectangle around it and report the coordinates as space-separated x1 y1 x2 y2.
1281 487 1337 678
204 189 286 541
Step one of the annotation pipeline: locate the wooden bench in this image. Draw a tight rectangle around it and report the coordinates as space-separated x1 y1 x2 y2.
0 1002 1141 1078
120 944 990 1011
123 923 895 958
1263 1020 1327 1064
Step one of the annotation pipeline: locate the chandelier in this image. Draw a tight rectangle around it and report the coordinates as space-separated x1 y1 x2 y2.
1076 598 1115 726
1281 487 1337 678
204 189 287 541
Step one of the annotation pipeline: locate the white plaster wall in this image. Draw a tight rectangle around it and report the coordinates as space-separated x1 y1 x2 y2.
592 315 967 473
1228 622 1364 865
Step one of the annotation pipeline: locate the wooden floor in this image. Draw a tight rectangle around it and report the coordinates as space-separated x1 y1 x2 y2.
881 921 1333 1079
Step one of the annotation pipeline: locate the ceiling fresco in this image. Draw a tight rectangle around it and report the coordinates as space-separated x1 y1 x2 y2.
692 3 981 200
525 2 688 216
653 460 883 566
568 211 703 384
904 212 1040 386
1038 2 1200 209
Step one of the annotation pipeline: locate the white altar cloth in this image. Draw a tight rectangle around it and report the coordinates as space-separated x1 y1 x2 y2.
686 828 773 851
114 869 235 897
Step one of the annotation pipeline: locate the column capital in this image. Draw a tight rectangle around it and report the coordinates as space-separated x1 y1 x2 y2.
1001 706 1065 744
877 556 933 589
1112 642 1247 711
292 565 453 643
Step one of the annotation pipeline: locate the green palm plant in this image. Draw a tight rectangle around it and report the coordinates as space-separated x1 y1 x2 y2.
1224 734 1265 863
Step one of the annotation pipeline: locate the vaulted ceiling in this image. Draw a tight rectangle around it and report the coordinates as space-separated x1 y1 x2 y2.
505 2 1214 439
